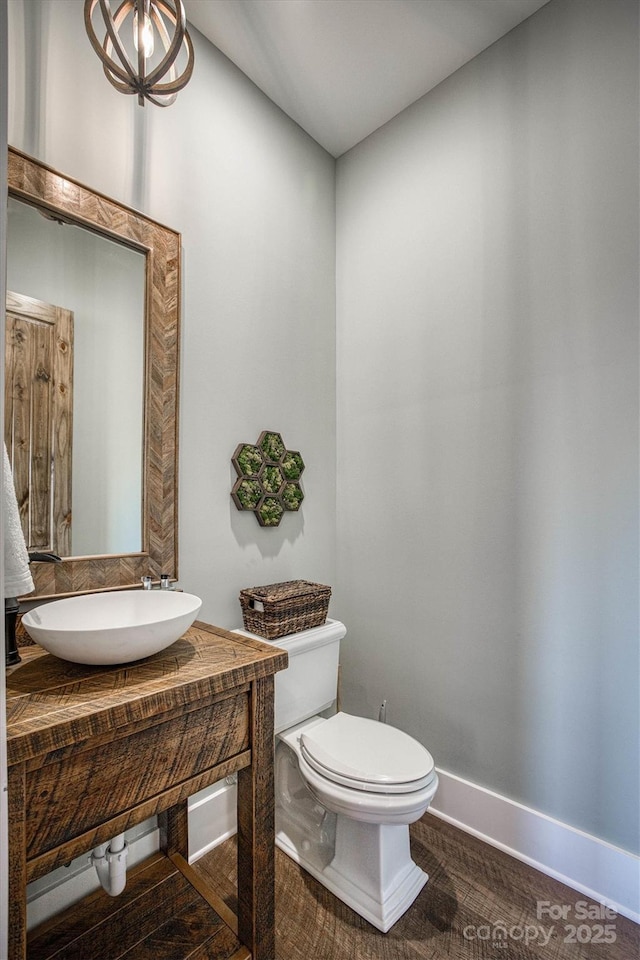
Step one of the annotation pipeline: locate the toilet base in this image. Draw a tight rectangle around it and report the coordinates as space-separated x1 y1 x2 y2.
276 812 429 932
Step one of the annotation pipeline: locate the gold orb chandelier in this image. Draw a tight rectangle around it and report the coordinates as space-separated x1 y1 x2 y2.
84 0 195 107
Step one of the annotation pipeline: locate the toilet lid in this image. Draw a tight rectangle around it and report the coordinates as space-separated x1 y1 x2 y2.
300 712 436 794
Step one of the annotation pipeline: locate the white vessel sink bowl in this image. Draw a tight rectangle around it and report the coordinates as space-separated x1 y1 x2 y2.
21 590 202 665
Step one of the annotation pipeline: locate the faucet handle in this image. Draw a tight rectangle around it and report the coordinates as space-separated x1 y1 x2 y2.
28 552 62 563
141 576 153 590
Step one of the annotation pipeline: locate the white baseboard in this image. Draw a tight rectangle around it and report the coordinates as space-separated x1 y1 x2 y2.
188 778 238 863
430 768 640 924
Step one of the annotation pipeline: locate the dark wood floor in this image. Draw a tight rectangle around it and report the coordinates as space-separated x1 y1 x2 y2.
194 813 639 960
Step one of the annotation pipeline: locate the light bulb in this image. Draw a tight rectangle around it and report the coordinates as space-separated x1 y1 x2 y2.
133 8 154 58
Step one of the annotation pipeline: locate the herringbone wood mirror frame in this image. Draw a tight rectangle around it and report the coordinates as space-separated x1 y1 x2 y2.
7 147 180 599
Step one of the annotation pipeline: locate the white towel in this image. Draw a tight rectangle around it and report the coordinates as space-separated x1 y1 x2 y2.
3 442 34 598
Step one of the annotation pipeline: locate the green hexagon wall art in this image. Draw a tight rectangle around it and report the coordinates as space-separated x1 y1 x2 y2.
231 431 305 526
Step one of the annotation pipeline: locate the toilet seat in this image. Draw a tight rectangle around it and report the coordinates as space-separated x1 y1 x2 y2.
294 745 439 825
300 712 436 794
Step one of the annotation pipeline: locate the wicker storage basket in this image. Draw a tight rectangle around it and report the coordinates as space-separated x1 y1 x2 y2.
239 580 331 640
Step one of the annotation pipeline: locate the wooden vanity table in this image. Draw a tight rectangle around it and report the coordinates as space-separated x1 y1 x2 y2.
5 621 287 960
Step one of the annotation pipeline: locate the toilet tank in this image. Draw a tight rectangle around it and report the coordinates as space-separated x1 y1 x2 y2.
234 619 346 733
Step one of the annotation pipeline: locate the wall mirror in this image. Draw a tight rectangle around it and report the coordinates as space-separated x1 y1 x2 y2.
6 147 180 599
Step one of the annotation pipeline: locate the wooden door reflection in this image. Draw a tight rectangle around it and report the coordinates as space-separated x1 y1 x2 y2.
5 291 73 556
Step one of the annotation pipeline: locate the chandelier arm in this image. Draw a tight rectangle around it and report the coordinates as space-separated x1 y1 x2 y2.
84 1 123 76
143 0 189 88
84 0 139 87
142 1 179 87
105 0 146 84
101 68 139 95
135 0 154 88
144 37 194 94
146 91 178 107
138 4 194 97
136 0 145 87
100 0 140 82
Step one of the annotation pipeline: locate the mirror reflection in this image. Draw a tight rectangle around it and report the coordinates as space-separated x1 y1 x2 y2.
5 197 145 558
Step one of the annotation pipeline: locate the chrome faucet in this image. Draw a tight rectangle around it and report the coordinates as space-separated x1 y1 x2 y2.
141 574 173 590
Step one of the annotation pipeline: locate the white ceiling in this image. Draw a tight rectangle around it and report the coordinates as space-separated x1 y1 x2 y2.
183 0 550 157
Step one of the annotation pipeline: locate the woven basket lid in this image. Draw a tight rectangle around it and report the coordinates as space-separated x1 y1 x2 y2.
241 580 330 601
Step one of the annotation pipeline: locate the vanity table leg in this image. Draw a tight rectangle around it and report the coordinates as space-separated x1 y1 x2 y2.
7 763 27 960
159 800 189 858
237 675 276 960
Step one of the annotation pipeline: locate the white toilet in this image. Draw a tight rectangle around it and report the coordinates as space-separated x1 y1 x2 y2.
235 618 438 932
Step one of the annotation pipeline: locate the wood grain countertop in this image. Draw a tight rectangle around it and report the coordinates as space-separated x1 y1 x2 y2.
5 620 288 765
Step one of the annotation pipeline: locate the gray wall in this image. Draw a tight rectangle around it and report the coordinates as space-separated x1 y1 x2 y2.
7 0 337 627
336 0 639 854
